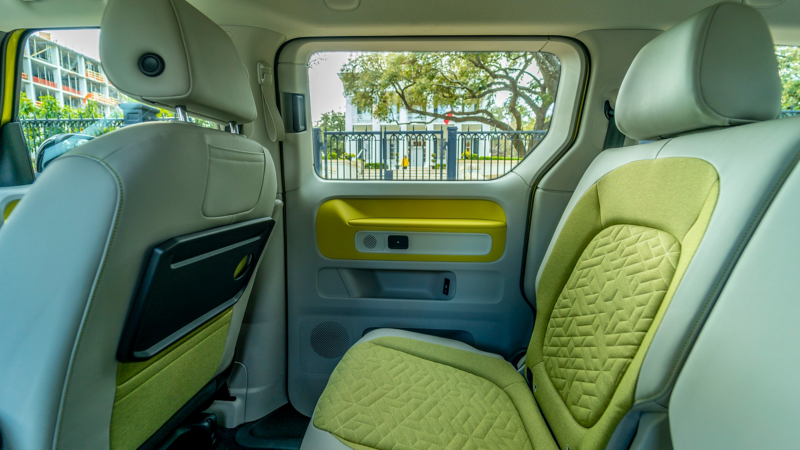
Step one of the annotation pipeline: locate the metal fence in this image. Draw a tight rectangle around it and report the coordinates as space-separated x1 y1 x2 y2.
20 115 124 156
314 126 547 181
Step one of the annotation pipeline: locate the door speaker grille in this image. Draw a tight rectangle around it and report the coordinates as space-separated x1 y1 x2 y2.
310 321 350 359
363 234 377 249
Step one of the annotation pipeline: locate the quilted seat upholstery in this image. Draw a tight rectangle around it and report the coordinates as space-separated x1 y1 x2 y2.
313 336 557 450
543 225 680 427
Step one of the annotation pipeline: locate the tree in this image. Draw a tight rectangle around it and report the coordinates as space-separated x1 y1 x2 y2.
315 110 345 131
777 46 800 109
19 92 36 118
339 52 560 131
39 95 62 117
315 110 347 158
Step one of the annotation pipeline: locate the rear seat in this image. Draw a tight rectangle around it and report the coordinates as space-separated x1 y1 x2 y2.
300 3 800 450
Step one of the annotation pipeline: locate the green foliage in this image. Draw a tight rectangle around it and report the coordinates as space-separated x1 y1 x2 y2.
777 46 800 110
339 52 560 131
18 92 36 118
19 92 107 119
364 162 388 169
315 110 345 131
316 110 347 157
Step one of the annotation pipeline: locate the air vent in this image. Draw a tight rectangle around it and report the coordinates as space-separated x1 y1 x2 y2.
363 234 377 249
310 321 350 359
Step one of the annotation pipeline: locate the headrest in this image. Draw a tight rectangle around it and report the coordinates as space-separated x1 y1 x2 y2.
100 0 257 124
616 2 781 141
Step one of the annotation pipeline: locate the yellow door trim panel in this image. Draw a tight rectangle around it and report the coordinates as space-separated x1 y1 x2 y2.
316 198 507 262
1 29 24 127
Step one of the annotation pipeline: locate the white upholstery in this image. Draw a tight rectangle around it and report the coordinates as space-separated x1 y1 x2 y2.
100 0 257 124
616 2 780 141
670 150 800 450
0 123 278 450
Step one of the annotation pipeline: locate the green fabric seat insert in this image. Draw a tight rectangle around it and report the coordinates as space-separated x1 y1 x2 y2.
110 309 232 450
543 224 680 427
313 336 559 450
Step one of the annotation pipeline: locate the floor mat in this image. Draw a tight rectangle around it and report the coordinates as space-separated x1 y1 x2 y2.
221 404 310 450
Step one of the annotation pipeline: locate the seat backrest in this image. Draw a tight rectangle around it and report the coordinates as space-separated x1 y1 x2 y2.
524 3 795 450
0 1 277 449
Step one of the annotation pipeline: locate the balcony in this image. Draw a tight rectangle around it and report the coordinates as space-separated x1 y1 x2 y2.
85 70 106 83
86 92 119 105
62 86 83 96
32 76 57 89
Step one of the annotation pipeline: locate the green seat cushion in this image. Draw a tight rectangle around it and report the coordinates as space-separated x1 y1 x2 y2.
527 157 719 450
110 309 232 450
313 336 559 450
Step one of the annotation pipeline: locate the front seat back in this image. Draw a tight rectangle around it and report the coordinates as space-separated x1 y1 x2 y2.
0 0 278 448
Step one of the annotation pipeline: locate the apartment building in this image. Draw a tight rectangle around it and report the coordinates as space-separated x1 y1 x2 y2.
20 32 121 117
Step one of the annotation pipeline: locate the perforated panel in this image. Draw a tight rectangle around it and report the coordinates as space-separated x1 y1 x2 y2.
310 321 350 359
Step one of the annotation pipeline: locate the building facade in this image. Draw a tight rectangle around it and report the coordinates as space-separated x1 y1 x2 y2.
20 32 121 117
342 98 489 167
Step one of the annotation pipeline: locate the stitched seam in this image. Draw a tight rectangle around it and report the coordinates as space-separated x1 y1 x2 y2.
368 341 517 389
639 145 800 405
53 154 124 450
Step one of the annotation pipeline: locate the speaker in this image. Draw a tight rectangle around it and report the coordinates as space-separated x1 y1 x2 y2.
310 321 350 359
362 234 377 249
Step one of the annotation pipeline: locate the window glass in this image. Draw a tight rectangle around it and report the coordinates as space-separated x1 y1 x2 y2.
16 30 218 173
777 46 800 118
308 51 561 181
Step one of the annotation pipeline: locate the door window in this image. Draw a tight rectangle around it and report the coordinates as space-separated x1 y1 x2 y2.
308 51 561 181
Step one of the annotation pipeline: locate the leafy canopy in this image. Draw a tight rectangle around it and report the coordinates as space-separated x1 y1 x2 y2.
339 52 560 131
777 46 800 109
315 110 345 132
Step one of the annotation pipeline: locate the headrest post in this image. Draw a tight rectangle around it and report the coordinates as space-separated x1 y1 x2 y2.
175 106 189 122
229 122 239 134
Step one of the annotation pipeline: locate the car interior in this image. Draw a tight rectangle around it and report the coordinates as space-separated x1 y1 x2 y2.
0 0 799 449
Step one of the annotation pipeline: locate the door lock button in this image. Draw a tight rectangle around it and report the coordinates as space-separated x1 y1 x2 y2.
387 235 409 250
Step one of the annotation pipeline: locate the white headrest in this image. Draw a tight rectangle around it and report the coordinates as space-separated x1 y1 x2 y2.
616 2 781 141
99 0 257 124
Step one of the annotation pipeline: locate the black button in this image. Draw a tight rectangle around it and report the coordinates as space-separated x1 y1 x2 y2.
387 235 409 250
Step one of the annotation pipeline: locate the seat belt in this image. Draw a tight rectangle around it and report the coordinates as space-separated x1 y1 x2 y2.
603 100 627 150
257 62 285 143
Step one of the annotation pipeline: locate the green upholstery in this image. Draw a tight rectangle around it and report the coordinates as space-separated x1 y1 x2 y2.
110 309 232 450
313 158 719 450
314 337 558 450
543 224 680 428
527 158 719 450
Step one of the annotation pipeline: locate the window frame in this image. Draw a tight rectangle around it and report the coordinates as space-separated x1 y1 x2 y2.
280 37 588 186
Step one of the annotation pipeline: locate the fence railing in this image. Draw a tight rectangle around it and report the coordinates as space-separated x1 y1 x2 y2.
313 126 547 181
781 109 800 118
20 115 124 156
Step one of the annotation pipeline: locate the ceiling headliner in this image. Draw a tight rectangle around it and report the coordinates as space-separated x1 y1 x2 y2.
3 0 800 45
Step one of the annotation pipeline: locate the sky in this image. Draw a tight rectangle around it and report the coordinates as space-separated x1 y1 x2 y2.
45 29 101 60
308 52 353 123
